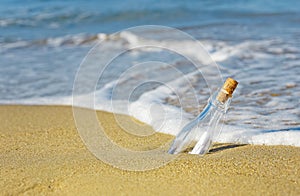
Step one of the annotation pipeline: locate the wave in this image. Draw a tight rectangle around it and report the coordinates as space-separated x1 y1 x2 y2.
1 29 299 147
0 33 105 50
1 30 299 61
0 6 197 29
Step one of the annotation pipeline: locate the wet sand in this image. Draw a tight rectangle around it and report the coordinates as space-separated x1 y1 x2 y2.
0 105 299 195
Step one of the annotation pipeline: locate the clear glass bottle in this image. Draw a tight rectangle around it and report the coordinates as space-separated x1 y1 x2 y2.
168 78 238 155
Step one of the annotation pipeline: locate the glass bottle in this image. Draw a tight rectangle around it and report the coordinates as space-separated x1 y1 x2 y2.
168 78 238 155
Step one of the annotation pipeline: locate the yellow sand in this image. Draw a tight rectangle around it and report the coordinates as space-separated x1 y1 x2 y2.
0 105 299 195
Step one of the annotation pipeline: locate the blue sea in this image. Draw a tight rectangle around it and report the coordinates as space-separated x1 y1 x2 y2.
1 0 300 146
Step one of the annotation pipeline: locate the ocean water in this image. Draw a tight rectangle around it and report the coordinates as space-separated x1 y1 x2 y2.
1 0 300 146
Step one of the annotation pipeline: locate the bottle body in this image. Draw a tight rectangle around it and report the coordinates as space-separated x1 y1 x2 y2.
189 96 225 154
168 92 228 155
168 77 238 155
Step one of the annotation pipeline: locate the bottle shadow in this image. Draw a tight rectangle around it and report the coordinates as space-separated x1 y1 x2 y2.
208 143 247 154
182 143 247 154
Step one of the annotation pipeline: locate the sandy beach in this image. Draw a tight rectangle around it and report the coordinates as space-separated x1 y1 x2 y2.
0 105 299 195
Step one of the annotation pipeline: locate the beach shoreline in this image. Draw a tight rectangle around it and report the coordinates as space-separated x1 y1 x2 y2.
1 105 299 195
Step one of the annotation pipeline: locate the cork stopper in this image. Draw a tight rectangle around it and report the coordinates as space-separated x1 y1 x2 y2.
217 78 238 103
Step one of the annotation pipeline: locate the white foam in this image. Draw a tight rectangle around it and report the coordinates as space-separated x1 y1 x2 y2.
219 125 300 146
127 74 196 134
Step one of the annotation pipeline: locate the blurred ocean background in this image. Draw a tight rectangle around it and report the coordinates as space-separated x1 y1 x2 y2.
1 0 299 146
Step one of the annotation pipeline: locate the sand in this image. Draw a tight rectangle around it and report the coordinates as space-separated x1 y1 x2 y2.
0 105 299 195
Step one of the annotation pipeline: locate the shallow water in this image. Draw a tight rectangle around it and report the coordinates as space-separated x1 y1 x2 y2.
0 0 299 146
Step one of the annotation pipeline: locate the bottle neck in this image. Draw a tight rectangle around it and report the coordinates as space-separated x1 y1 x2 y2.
209 89 232 113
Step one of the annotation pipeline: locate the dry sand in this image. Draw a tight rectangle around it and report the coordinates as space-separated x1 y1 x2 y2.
0 105 299 195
